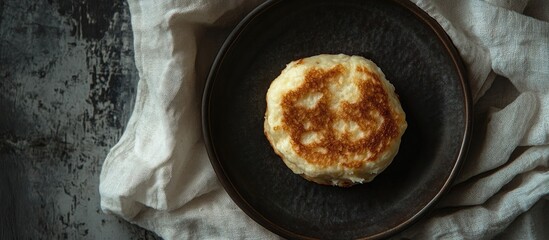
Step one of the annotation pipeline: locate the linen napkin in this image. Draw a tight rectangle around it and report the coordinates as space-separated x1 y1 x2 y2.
99 0 549 239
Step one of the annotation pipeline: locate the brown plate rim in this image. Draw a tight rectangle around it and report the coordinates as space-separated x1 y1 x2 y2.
202 0 473 239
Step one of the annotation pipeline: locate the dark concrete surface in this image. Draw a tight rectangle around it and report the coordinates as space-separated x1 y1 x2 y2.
0 0 158 239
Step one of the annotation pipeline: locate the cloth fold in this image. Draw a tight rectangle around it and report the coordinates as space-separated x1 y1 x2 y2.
100 0 549 239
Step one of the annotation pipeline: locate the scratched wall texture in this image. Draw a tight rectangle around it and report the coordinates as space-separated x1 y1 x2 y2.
0 0 158 239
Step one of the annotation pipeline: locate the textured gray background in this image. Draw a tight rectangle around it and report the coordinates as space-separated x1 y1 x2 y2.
0 0 158 238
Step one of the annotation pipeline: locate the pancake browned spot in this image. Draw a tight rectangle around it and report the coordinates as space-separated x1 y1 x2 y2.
264 54 406 187
282 64 399 168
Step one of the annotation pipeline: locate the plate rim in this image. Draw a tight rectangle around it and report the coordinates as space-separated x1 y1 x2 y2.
202 0 473 239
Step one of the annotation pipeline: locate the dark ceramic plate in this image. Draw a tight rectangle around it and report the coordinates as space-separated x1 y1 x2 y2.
202 0 472 239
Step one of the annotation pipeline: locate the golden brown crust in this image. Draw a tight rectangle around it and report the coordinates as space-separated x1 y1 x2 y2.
279 64 401 169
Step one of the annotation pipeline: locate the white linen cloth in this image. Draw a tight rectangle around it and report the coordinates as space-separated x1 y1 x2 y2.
99 0 549 239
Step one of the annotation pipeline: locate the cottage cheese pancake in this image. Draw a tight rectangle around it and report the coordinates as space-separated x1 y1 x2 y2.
264 54 406 187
